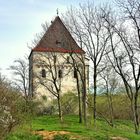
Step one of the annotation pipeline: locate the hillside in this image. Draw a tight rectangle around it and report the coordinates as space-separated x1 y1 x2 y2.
6 115 140 140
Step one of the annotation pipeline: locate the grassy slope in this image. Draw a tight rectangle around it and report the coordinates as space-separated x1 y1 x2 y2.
32 115 140 140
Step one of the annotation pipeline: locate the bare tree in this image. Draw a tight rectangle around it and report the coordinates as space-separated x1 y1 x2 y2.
99 57 120 127
69 52 89 124
102 0 140 133
33 52 72 122
63 2 109 123
69 54 82 123
63 8 90 125
9 58 29 100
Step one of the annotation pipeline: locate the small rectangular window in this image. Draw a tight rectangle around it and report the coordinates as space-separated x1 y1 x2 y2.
54 55 56 63
42 69 46 78
56 40 61 47
58 69 63 78
74 69 77 78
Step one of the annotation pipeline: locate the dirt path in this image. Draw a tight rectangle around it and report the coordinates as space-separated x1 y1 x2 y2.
33 130 70 140
34 130 129 140
110 137 129 140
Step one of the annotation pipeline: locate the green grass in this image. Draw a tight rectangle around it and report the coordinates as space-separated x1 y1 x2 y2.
5 115 140 140
32 115 140 140
5 132 42 140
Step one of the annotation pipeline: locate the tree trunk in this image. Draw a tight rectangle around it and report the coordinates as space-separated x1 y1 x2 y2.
76 74 82 123
82 66 87 125
93 67 97 124
134 94 139 134
108 94 114 127
82 84 87 125
130 97 139 134
57 94 63 122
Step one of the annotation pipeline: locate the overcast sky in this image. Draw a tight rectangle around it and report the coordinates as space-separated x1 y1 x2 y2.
0 0 112 79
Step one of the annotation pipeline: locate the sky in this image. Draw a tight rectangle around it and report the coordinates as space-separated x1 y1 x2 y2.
0 0 111 79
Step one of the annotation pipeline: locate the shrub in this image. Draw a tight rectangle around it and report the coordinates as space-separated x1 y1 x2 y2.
43 92 78 115
87 93 133 120
0 75 39 139
61 92 78 115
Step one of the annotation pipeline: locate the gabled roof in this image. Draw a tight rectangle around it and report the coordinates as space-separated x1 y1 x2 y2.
31 16 84 54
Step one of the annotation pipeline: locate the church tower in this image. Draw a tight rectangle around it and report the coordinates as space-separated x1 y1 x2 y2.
28 16 89 100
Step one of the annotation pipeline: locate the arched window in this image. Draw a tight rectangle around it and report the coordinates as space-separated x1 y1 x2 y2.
58 69 63 78
42 69 46 78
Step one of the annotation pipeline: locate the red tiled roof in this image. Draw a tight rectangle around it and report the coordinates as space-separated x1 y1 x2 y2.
30 16 85 55
33 47 84 53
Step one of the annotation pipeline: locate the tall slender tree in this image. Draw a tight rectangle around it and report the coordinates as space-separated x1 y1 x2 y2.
64 2 109 123
102 0 140 133
69 52 88 124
